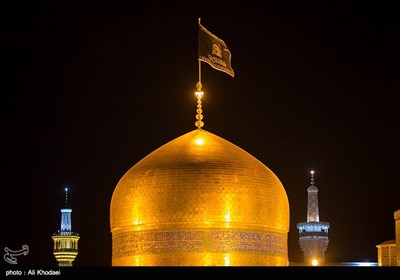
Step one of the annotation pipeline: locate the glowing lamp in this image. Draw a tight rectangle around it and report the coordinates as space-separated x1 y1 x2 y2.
195 91 204 99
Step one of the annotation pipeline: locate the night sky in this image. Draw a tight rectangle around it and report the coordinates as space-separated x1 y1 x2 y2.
2 0 399 267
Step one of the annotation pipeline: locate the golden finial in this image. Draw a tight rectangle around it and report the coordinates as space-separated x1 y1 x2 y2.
195 82 204 129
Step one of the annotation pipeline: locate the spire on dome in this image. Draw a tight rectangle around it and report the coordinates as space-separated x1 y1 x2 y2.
195 82 204 129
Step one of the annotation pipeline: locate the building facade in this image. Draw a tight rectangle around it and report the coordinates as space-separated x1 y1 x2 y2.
376 239 397 266
376 209 400 266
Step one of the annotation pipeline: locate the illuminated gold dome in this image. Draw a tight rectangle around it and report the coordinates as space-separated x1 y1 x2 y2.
110 129 289 266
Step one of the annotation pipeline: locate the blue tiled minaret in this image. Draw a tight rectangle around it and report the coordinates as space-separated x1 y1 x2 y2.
297 171 330 265
52 188 80 266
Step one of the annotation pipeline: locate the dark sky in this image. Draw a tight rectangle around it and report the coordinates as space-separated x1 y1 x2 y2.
2 0 399 267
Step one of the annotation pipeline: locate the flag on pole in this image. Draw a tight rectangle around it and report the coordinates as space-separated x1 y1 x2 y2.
198 23 235 77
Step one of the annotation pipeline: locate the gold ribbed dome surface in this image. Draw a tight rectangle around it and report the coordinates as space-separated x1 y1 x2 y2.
110 129 289 266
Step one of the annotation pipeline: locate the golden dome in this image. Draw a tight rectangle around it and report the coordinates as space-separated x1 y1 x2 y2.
110 129 289 266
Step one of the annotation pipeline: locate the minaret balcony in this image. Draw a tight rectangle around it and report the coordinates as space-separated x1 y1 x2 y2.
299 231 329 238
54 248 79 253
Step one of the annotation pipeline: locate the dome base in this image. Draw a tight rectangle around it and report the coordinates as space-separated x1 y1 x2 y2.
112 228 288 266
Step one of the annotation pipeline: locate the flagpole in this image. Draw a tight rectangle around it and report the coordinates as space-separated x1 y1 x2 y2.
198 60 202 91
197 18 202 92
195 17 204 129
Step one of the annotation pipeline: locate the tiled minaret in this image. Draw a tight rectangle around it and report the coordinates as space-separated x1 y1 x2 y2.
297 171 330 266
52 188 80 266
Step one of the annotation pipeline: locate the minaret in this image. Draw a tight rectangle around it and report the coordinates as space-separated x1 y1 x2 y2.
394 209 400 266
52 188 80 266
297 171 330 266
